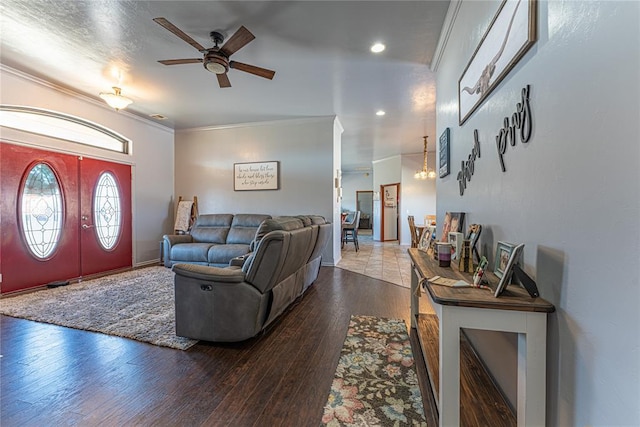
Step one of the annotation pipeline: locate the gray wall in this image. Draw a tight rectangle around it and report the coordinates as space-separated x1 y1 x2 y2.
174 117 339 265
0 66 175 266
434 1 639 425
341 172 373 213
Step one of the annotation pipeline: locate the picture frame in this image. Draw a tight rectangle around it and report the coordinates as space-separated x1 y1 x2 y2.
439 127 450 178
440 212 465 242
494 243 525 297
234 161 279 191
448 231 464 260
418 227 432 252
494 241 517 279
465 223 482 260
458 0 537 125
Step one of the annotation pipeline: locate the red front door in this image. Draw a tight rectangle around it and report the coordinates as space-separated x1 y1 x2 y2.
0 143 132 293
79 157 132 276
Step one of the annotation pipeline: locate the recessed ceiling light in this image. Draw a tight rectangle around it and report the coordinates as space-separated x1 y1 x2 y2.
376 110 386 116
370 42 385 53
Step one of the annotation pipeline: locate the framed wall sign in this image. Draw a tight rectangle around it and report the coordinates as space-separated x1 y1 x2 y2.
458 0 537 125
439 127 450 178
234 161 279 191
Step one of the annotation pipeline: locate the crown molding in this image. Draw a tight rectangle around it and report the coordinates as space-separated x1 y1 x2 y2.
177 116 338 133
431 0 463 72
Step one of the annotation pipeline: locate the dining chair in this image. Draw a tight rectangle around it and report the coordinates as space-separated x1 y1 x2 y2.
342 211 361 251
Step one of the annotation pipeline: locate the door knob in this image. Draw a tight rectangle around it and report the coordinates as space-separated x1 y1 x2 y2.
82 224 94 229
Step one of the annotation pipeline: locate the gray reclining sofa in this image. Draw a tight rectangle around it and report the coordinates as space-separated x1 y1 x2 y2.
163 213 272 268
172 215 331 342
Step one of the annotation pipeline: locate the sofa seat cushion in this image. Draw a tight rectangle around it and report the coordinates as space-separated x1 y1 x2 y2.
208 244 251 265
171 242 213 263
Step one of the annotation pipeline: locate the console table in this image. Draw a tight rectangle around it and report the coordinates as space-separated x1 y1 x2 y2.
408 248 555 427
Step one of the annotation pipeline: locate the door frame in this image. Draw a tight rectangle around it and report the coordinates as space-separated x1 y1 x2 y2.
380 183 400 242
355 190 373 230
0 142 134 293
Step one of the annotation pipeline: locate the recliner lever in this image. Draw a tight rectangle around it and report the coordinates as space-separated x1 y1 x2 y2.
200 284 213 291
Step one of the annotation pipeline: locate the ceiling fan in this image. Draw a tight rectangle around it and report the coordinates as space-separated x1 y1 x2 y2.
153 17 276 88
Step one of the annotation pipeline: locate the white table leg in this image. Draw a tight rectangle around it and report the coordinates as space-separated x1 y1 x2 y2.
517 313 547 427
439 307 460 427
410 266 419 328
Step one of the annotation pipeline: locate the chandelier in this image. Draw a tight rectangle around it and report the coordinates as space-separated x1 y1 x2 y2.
415 136 436 180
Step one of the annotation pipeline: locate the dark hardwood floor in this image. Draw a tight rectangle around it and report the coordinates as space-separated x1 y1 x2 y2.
0 267 437 426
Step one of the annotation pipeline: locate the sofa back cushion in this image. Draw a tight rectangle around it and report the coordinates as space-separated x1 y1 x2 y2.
191 214 233 243
251 216 305 249
227 214 272 245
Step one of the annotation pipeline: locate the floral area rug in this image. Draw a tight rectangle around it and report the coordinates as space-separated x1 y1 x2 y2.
321 315 428 426
0 267 197 350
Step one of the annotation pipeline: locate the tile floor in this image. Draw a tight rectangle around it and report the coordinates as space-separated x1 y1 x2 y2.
337 229 413 288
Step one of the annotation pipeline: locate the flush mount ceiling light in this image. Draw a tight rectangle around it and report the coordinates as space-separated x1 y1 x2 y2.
370 42 386 53
376 110 386 116
99 87 133 111
415 136 437 180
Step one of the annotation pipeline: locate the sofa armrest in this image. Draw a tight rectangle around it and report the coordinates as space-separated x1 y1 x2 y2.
172 263 246 283
229 254 250 267
163 234 193 246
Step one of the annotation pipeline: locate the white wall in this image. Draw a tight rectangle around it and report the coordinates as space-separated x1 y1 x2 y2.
400 153 437 246
174 117 339 265
372 155 402 241
434 1 640 425
341 172 373 213
0 66 175 266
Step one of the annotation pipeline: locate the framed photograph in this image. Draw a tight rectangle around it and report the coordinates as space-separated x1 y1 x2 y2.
466 224 482 248
439 128 450 178
494 241 517 278
440 212 466 242
448 231 464 260
458 0 537 125
494 243 525 297
234 161 279 191
418 227 432 252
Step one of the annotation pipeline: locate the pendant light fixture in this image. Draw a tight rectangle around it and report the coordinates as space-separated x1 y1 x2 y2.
99 86 133 111
415 136 437 180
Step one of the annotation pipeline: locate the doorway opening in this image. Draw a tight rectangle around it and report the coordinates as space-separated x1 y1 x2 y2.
356 190 373 231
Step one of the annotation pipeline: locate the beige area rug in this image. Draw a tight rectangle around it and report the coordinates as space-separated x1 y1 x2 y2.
0 267 197 350
321 315 428 426
337 231 412 288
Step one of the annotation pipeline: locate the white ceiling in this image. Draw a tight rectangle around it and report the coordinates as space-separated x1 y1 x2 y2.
0 0 449 171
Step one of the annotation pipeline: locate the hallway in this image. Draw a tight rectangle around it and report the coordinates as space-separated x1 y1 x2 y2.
337 230 412 288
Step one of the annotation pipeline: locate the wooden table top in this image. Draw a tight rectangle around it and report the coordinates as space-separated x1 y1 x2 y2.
409 248 555 313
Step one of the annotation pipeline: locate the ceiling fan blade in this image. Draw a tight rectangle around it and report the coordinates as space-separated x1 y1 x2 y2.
158 59 203 65
217 73 231 88
153 17 206 52
220 26 255 57
230 61 275 80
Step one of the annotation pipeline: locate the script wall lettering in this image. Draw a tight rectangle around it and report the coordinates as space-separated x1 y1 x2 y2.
457 129 481 196
496 84 533 172
455 85 534 197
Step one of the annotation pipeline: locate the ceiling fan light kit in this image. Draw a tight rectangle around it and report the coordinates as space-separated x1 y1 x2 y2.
153 17 275 88
99 87 133 111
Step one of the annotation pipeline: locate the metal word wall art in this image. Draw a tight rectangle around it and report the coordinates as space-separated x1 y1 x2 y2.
457 129 481 196
496 84 533 172
457 84 534 196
